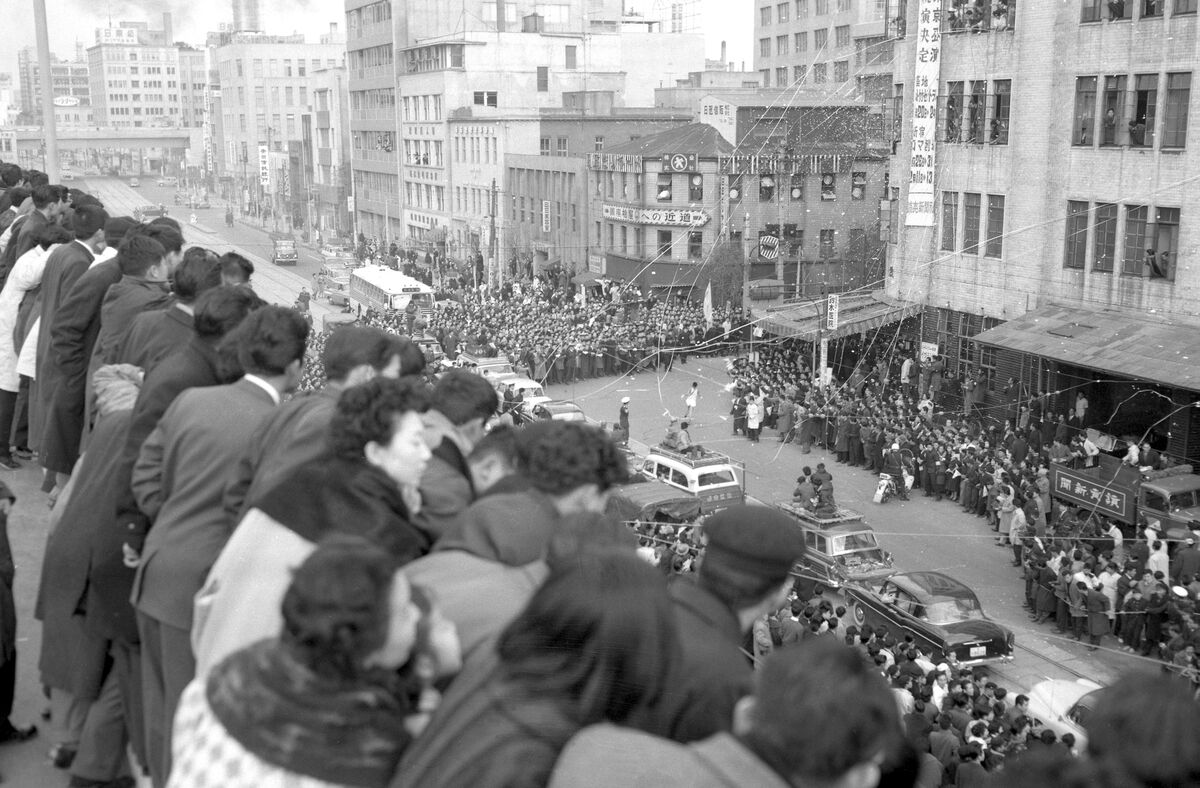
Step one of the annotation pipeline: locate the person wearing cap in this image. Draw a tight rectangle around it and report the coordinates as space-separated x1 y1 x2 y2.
550 639 900 788
618 396 630 445
1171 535 1200 585
630 505 805 744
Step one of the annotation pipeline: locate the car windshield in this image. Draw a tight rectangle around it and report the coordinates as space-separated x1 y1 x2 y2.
922 596 986 625
838 548 887 567
1069 690 1104 727
1169 491 1197 510
556 410 586 421
829 531 879 554
698 469 736 487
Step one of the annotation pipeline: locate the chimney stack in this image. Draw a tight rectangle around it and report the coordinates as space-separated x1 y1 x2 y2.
720 40 726 64
162 11 173 44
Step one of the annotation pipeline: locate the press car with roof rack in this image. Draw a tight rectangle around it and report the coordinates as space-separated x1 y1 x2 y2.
775 502 896 597
638 445 744 513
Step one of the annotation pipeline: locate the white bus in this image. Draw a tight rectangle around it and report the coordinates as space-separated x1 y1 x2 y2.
348 265 435 318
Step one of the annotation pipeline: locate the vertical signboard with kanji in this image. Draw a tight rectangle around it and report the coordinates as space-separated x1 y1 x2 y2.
905 0 941 227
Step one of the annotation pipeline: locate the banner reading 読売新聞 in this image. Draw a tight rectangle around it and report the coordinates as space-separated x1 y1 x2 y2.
905 0 942 227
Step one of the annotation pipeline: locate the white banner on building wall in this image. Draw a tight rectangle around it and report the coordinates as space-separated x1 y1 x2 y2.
905 0 942 227
258 145 269 188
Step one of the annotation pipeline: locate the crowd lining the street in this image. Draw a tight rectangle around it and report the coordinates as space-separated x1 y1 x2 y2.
0 165 1195 788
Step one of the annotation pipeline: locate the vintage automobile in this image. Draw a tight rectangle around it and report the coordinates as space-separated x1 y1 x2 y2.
844 571 1015 666
498 377 549 408
1025 678 1105 752
414 334 445 364
639 446 743 513
456 352 519 384
133 204 168 221
776 502 895 596
605 478 703 526
129 177 140 187
514 400 586 426
325 275 351 307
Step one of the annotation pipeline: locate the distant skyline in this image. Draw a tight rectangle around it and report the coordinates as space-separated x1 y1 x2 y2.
4 0 751 102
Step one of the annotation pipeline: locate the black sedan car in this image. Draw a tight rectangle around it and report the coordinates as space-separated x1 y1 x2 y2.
513 400 586 426
845 571 1014 666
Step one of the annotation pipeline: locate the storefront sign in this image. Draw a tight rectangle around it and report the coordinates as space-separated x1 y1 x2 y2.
258 145 269 188
601 204 709 227
1051 466 1132 521
905 0 942 227
700 98 737 144
825 293 840 330
587 153 643 173
661 153 698 172
542 200 551 232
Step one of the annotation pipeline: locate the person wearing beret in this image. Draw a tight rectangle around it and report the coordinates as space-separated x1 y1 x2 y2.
628 505 805 744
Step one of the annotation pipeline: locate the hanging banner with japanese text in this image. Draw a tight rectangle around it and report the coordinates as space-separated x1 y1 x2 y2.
905 0 942 227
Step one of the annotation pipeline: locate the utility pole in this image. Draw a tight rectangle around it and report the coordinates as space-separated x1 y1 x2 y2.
33 0 59 182
740 210 751 313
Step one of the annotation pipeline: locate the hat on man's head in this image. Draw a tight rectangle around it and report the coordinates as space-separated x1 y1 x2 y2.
621 396 630 404
699 505 805 603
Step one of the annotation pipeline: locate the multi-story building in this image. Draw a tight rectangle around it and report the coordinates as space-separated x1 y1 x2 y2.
698 91 890 294
476 96 693 278
308 66 351 240
87 16 208 129
587 122 732 291
887 0 1200 461
214 33 345 218
654 58 764 115
16 47 91 123
346 0 706 262
752 0 908 101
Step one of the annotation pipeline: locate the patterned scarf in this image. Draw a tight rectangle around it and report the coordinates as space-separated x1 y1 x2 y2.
207 640 413 788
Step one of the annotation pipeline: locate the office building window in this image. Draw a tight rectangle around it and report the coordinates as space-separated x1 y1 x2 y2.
1064 200 1089 269
777 67 789 86
760 38 771 57
1101 75 1128 146
850 172 866 199
813 63 827 83
1178 0 1199 13
537 66 549 91
834 60 849 82
620 225 628 252
688 173 703 202
473 91 497 107
820 172 836 199
688 230 703 259
658 230 672 258
1162 72 1190 148
778 2 790 21
963 193 982 253
985 195 1005 257
777 35 789 55
565 46 577 69
1122 205 1148 274
796 31 807 51
1143 0 1163 16
797 0 809 15
991 79 1011 144
760 173 776 201
761 6 772 24
794 65 809 83
1081 0 1102 21
594 135 604 151
835 25 850 46
941 191 958 251
760 69 771 87
1131 73 1158 147
1092 202 1118 270
540 136 551 156
1149 207 1179 279
556 137 568 156
657 173 673 201
1074 76 1098 145
814 28 828 48
816 0 829 12
819 229 835 258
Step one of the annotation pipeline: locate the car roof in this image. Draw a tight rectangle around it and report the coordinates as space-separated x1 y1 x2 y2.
1029 679 1105 711
889 571 974 601
539 400 582 412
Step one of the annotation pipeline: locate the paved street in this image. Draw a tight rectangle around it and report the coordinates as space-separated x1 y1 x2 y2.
536 355 1159 693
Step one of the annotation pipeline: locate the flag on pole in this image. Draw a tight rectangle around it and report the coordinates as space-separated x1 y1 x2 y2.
703 281 713 328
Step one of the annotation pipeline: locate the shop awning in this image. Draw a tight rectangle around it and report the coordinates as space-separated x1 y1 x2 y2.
604 254 704 289
759 291 922 341
973 303 1200 393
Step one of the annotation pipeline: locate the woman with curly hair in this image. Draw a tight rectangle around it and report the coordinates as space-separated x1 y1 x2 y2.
192 376 432 677
170 536 459 788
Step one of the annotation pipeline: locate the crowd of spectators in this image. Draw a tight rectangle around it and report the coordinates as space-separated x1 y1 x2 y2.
723 332 1200 689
